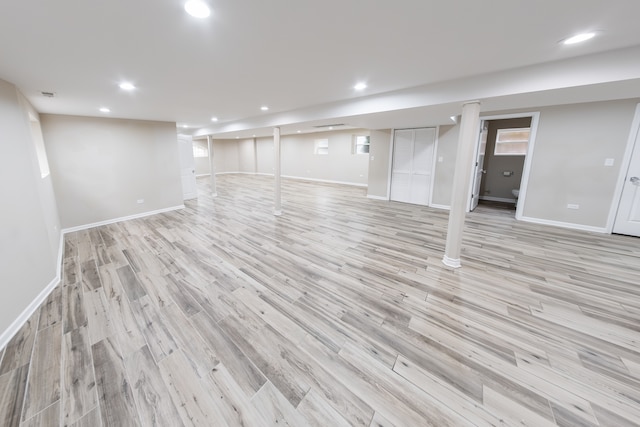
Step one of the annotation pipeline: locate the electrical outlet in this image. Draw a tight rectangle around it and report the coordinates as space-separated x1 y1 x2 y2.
604 158 614 167
567 204 579 209
438 156 444 163
137 199 144 204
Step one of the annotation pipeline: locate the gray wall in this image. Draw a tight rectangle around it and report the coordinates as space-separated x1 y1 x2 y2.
367 99 639 229
41 115 183 229
367 130 392 198
0 79 61 340
193 139 210 176
522 99 637 227
214 129 370 185
480 118 531 201
432 125 459 207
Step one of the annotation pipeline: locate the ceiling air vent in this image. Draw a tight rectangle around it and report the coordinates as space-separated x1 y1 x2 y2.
41 91 55 98
313 124 344 128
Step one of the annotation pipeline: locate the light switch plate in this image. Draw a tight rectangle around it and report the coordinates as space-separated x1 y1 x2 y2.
604 158 614 166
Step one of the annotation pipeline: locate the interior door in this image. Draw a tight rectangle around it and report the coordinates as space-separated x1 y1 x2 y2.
613 123 640 236
469 120 488 211
390 128 435 206
177 135 197 200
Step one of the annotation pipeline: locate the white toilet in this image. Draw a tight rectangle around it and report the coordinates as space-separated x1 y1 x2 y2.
512 189 520 208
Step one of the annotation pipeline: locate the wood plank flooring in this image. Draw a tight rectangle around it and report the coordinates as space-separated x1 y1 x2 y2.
1 174 640 426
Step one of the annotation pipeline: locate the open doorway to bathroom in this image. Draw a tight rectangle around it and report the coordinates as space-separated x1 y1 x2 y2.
469 113 539 218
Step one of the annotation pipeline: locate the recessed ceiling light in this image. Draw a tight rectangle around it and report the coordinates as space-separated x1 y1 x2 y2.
563 32 596 45
261 106 269 111
235 136 239 139
184 0 210 18
297 130 301 133
354 82 367 90
182 125 189 128
99 107 110 113
329 126 334 130
119 82 135 91
211 117 218 122
252 134 256 137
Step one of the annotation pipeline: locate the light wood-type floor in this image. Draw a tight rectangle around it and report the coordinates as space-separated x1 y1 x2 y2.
1 174 639 426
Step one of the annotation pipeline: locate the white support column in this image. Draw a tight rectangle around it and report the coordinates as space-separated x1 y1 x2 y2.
207 135 217 197
442 101 481 268
273 127 282 216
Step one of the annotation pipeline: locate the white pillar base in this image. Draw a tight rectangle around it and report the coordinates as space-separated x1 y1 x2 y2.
442 255 461 269
273 210 282 216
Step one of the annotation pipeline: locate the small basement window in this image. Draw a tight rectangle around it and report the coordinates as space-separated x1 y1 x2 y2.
494 128 530 156
193 143 209 158
353 135 370 154
315 138 329 155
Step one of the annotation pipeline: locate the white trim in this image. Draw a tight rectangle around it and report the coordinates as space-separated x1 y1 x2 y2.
430 203 451 210
281 175 367 188
0 276 59 350
195 173 211 178
61 205 185 233
386 129 395 200
479 196 516 203
517 112 540 221
215 171 248 175
56 231 64 281
429 126 440 207
367 194 389 201
519 215 608 233
607 103 640 233
442 255 461 268
469 111 540 220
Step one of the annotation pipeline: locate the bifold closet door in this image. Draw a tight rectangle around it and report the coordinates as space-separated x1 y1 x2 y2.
390 128 435 205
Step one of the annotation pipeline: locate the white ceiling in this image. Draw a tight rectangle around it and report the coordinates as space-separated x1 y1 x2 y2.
2 0 640 138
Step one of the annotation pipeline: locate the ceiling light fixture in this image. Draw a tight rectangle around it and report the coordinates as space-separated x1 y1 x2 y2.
354 82 367 90
99 107 111 113
261 106 269 111
562 32 596 45
297 130 301 133
211 117 218 122
119 82 136 91
184 0 210 18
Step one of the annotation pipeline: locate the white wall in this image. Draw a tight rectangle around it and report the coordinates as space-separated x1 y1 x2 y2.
41 115 183 229
0 79 61 344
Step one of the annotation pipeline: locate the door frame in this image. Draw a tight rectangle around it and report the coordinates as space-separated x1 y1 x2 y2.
607 102 640 233
467 111 540 220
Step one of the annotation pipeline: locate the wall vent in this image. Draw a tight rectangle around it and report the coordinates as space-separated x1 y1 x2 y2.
41 91 55 97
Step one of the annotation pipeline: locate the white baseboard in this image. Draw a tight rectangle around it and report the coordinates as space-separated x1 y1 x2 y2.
1 204 187 348
519 216 608 233
281 175 368 188
0 276 59 350
62 205 185 233
214 172 369 188
480 196 516 203
195 173 211 178
367 194 389 201
430 203 451 210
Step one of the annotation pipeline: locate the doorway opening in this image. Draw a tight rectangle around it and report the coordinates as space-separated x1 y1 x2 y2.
468 113 539 219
